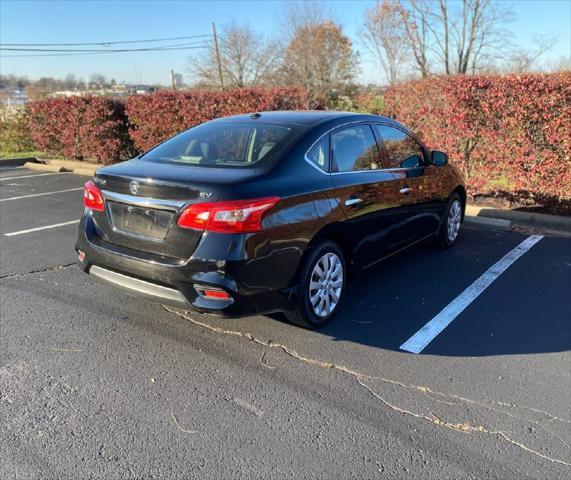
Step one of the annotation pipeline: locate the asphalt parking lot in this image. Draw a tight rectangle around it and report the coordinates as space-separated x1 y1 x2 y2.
1 166 570 479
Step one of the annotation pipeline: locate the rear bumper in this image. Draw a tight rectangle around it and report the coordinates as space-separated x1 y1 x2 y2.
75 212 298 317
89 265 190 309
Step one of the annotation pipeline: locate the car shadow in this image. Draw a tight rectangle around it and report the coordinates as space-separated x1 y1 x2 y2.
299 232 571 357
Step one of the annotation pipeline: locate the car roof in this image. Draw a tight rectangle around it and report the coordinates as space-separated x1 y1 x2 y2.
217 110 397 127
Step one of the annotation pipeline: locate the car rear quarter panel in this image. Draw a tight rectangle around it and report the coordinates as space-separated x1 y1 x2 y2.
219 137 339 290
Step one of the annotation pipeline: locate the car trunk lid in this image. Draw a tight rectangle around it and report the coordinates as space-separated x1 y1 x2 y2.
90 159 242 260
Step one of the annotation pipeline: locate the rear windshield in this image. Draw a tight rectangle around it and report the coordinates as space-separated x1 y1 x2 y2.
140 122 291 167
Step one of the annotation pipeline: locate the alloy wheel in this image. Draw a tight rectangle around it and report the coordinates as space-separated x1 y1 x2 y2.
309 252 343 318
447 199 462 242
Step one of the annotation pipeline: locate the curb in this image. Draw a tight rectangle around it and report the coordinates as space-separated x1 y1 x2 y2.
23 162 67 173
466 204 571 234
49 159 99 170
464 215 511 231
0 157 38 167
73 167 98 177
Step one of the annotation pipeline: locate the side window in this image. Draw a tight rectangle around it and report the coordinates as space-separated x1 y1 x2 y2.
306 135 330 171
375 125 424 169
331 125 381 172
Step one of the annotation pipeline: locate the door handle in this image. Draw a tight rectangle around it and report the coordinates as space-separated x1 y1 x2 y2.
344 197 363 207
400 187 412 195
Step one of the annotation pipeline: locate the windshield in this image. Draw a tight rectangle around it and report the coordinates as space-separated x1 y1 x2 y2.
140 122 292 167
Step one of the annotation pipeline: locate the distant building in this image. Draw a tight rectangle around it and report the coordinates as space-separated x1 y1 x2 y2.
0 89 28 106
51 90 86 98
128 85 158 95
49 84 158 98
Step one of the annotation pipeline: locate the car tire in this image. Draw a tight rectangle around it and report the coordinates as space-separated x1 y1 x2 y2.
285 241 347 329
437 193 463 248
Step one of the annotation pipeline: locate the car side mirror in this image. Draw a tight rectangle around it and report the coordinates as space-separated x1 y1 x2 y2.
431 151 448 166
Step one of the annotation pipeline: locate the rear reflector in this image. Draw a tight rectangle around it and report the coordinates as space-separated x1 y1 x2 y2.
77 250 86 262
177 197 279 233
194 285 231 301
84 180 104 212
203 289 230 300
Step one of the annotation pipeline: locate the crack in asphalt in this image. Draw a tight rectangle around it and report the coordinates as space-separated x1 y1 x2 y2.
171 413 198 434
0 263 76 280
163 306 571 467
357 378 571 467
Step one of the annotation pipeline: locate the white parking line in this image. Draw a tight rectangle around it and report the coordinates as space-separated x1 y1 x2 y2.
4 219 80 237
0 172 70 181
0 187 83 202
400 235 544 354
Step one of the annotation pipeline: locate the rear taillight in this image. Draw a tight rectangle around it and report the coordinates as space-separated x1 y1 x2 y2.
84 180 104 212
177 197 280 233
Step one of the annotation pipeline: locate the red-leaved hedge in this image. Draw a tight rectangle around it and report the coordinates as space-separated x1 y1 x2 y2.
382 73 571 198
26 77 569 204
125 87 310 151
29 96 133 164
27 88 309 162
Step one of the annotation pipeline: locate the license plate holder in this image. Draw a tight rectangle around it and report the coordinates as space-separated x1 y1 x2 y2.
108 202 174 240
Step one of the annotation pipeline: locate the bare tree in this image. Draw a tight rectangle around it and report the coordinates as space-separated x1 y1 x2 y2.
400 0 431 77
89 73 108 88
389 0 514 77
434 0 513 74
63 74 77 90
280 0 334 41
506 34 559 73
457 0 486 73
187 23 280 88
361 1 409 85
436 0 450 74
551 55 571 72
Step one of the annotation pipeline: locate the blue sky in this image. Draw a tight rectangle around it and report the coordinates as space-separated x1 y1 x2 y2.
1 0 570 85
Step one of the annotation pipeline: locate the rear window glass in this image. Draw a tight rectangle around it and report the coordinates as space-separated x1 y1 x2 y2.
306 136 330 171
141 122 291 167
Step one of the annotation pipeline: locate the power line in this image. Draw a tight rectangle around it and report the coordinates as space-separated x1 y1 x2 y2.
0 43 211 58
1 41 210 52
0 34 211 47
0 45 209 58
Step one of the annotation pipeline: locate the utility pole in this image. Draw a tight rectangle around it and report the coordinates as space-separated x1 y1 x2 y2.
211 22 225 90
170 69 176 91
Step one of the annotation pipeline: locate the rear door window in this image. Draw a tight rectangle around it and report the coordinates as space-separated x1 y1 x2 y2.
141 123 291 167
331 124 382 172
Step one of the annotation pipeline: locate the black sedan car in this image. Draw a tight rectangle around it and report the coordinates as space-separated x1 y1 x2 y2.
76 111 465 328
